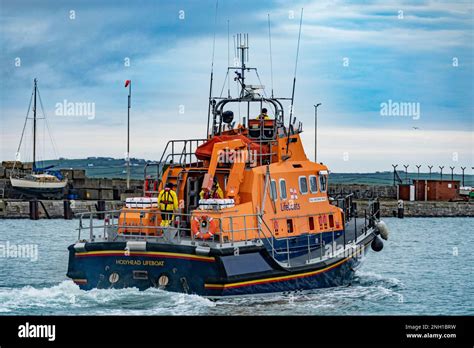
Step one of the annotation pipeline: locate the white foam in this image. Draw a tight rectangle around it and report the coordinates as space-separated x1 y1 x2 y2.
0 281 218 315
0 276 404 316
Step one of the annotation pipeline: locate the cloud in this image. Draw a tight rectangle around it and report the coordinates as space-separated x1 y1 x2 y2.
303 126 473 172
0 0 472 172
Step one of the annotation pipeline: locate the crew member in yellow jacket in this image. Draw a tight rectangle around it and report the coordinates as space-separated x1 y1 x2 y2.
157 182 179 226
200 179 224 199
256 107 269 120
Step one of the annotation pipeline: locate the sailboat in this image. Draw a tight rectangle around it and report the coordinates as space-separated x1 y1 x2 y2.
10 79 67 199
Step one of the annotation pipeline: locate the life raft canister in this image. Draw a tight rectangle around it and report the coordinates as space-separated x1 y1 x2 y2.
144 179 158 197
191 215 218 240
144 179 150 196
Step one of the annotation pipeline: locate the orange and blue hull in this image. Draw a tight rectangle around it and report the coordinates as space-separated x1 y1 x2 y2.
67 233 374 297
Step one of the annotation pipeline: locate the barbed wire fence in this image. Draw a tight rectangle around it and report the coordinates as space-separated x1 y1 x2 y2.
329 165 474 192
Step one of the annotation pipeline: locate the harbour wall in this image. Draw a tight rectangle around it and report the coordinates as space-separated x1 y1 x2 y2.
329 184 396 199
0 199 472 219
0 200 124 219
354 200 474 218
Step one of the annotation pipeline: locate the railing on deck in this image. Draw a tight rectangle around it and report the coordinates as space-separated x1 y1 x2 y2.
143 139 207 195
76 199 380 267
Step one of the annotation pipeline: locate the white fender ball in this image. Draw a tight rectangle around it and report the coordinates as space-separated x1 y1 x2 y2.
376 220 389 241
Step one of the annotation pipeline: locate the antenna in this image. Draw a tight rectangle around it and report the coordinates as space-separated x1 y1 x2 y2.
246 33 249 62
268 14 274 98
236 33 249 97
290 8 303 119
227 19 231 98
233 34 237 62
210 0 218 73
206 0 219 138
286 8 304 155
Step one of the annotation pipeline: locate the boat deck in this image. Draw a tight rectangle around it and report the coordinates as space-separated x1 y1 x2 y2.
284 218 371 267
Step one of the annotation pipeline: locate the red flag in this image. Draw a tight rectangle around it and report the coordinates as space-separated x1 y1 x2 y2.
124 80 131 87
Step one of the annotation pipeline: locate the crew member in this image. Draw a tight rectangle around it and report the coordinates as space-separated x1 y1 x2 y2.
256 108 269 120
157 182 179 226
200 179 224 199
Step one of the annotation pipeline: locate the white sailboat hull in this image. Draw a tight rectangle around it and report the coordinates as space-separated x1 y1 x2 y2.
10 177 67 189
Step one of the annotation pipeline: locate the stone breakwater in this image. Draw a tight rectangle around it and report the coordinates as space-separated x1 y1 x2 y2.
0 199 472 219
0 200 124 219
329 184 397 199
354 200 474 217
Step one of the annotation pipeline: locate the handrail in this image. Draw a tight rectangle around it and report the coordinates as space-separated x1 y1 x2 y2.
144 139 207 184
75 201 379 265
76 208 324 259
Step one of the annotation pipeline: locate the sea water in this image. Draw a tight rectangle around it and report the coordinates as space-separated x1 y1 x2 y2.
0 217 472 315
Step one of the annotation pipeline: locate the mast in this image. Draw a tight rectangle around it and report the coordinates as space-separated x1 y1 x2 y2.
126 80 131 190
206 0 219 138
33 78 37 171
240 34 245 96
237 33 248 98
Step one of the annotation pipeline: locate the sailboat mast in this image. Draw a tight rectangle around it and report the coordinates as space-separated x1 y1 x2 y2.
127 80 131 190
33 78 37 170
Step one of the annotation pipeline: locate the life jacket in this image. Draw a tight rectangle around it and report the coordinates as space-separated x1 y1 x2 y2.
256 113 269 120
158 188 177 211
203 185 223 199
203 190 218 199
200 185 224 199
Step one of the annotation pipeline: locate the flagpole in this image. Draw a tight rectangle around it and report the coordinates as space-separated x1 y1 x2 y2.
127 80 131 190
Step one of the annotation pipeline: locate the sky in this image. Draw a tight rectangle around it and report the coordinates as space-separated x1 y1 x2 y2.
0 0 472 173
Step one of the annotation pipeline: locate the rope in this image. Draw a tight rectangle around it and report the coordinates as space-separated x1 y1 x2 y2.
14 89 34 168
255 70 268 98
37 86 59 161
218 70 229 98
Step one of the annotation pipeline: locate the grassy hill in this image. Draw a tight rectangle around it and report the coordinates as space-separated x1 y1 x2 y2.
37 157 474 186
41 157 152 180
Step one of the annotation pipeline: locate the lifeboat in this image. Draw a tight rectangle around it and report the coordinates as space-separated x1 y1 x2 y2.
66 33 386 297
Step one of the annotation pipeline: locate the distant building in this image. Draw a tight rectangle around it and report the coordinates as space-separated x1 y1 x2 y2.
398 180 461 201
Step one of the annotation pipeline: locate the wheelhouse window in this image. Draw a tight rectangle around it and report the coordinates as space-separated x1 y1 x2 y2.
309 175 318 193
270 180 278 201
279 179 287 200
319 175 327 192
299 176 308 194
